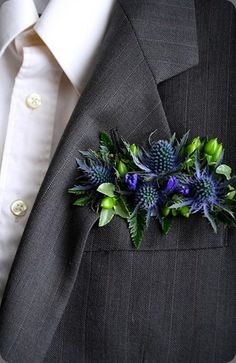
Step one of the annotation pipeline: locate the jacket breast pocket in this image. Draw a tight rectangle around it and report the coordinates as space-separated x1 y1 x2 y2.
83 213 227 252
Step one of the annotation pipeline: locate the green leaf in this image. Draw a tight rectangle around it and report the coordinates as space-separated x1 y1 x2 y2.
99 208 115 227
100 131 113 151
160 217 173 235
184 158 195 169
127 210 146 249
97 183 115 197
216 164 232 180
205 154 213 164
114 198 129 218
68 188 86 195
217 211 236 227
73 195 91 206
99 132 114 161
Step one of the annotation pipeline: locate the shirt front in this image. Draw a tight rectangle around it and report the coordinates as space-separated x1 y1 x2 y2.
0 0 115 309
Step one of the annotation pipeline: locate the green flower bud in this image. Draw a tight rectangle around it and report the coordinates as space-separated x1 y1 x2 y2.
204 138 218 156
130 143 138 155
185 137 201 155
162 206 170 217
211 143 223 162
117 161 128 177
101 197 116 209
227 185 236 200
172 209 178 217
227 190 236 200
179 206 190 218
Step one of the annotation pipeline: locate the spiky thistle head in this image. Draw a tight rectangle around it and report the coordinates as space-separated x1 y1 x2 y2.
147 140 177 175
88 165 115 185
188 170 219 210
170 161 235 232
135 182 160 211
128 132 190 179
76 156 115 187
130 138 180 178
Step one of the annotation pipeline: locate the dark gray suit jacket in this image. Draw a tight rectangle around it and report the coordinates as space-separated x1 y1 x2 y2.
0 0 235 362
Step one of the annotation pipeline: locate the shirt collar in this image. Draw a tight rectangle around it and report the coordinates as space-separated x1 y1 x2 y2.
0 0 115 93
0 0 38 57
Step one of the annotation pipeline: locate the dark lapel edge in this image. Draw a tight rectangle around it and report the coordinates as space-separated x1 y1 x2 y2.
0 1 199 361
120 0 199 84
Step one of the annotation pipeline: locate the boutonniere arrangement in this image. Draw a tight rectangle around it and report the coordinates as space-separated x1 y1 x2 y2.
68 130 236 249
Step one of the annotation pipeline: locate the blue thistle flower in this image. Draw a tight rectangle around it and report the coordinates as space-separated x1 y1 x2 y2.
170 160 235 232
147 140 177 175
74 156 115 190
88 165 114 185
190 173 217 207
135 183 160 212
129 132 189 179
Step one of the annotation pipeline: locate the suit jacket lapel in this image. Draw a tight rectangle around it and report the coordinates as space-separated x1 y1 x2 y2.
0 1 199 361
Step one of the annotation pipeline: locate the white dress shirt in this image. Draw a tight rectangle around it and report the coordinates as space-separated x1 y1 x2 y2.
0 0 115 311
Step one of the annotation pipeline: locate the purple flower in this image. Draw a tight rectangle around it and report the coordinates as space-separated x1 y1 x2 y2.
124 173 138 191
165 176 179 193
178 185 190 196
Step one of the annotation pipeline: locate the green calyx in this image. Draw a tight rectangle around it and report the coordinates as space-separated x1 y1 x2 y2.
186 137 201 155
162 206 170 217
179 206 190 218
227 185 236 200
117 161 128 177
130 143 138 155
205 139 223 164
204 138 219 156
211 143 223 162
170 206 190 218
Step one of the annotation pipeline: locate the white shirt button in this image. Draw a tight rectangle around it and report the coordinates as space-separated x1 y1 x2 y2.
25 93 42 109
10 200 28 217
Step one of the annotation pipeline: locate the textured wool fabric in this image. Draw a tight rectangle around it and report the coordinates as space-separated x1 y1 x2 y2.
0 0 235 362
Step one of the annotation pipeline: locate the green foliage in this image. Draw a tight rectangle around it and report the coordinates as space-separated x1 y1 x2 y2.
161 206 170 217
99 208 115 227
99 132 114 161
227 185 236 200
114 198 130 218
73 195 91 206
160 216 173 235
216 164 232 180
97 183 115 197
68 188 86 195
127 210 146 249
179 206 190 218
